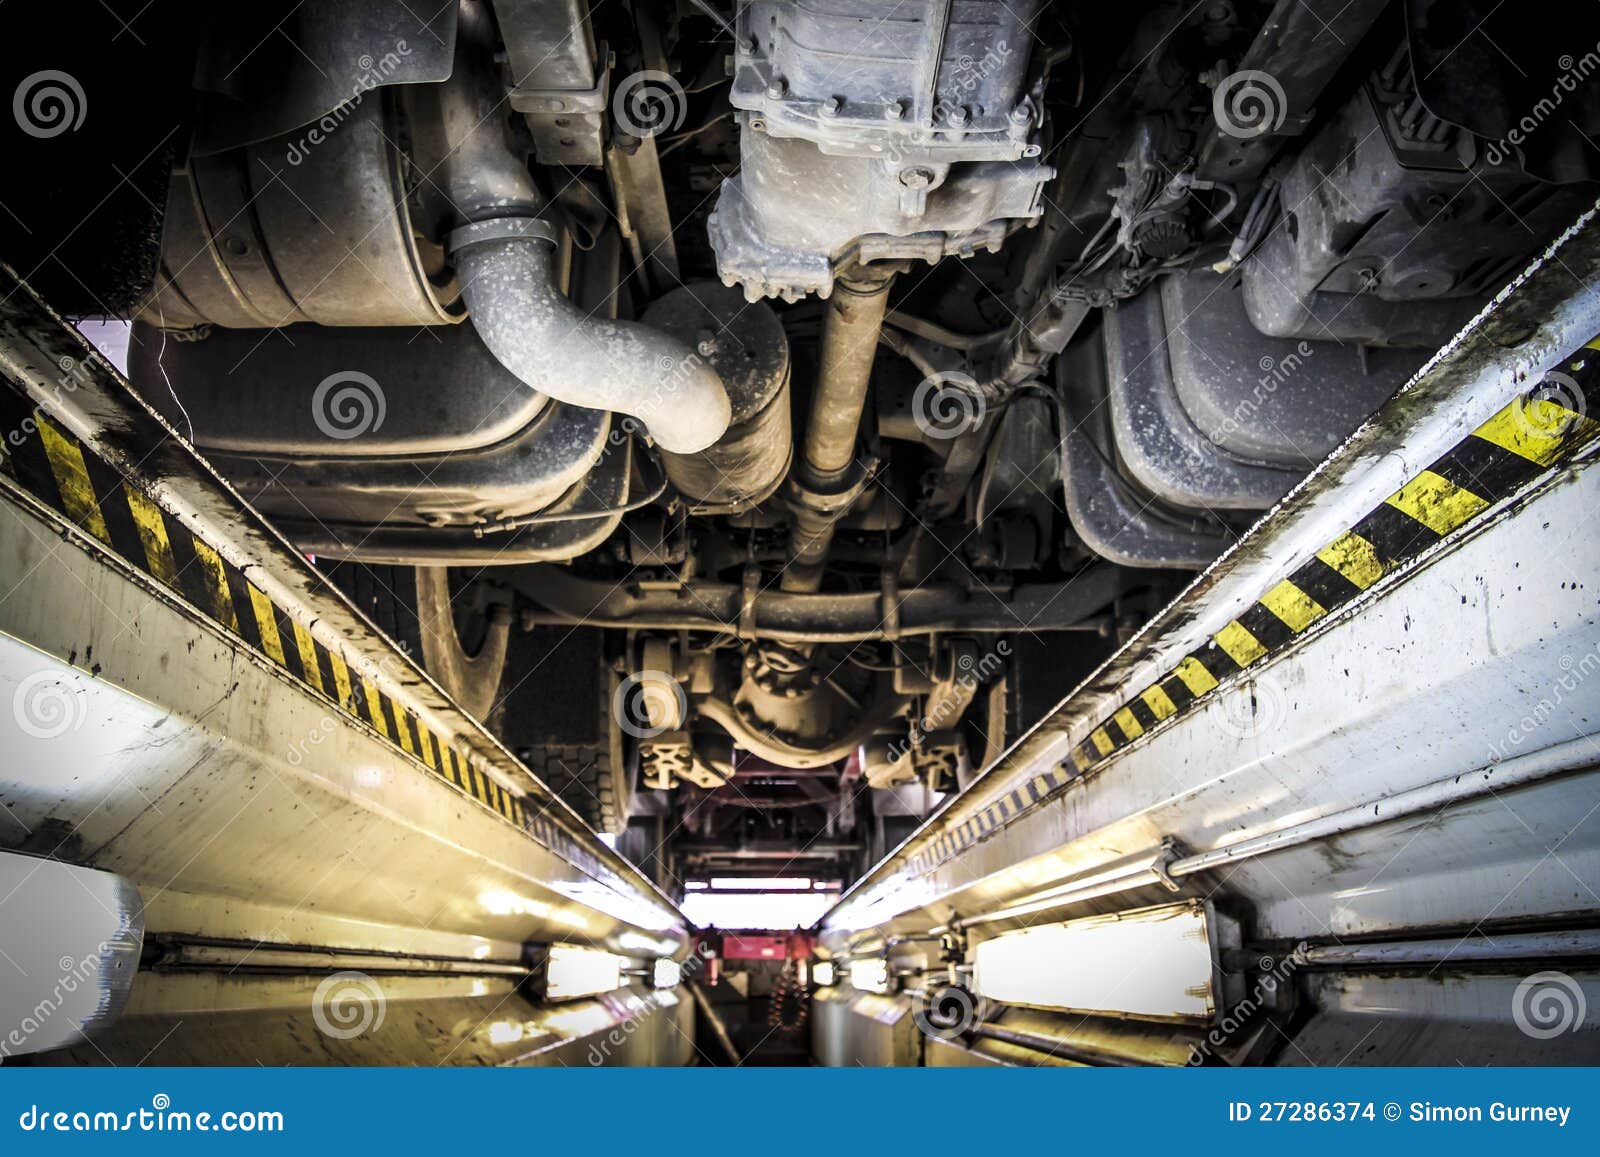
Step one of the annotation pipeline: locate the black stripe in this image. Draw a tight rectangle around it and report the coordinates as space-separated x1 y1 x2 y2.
313 643 344 710
1237 601 1296 651
1194 641 1243 679
392 709 416 758
78 456 147 575
271 606 307 682
224 566 263 651
1432 435 1544 504
1288 554 1363 615
1348 501 1440 569
1126 696 1160 732
164 522 220 619
0 399 66 515
1160 673 1196 711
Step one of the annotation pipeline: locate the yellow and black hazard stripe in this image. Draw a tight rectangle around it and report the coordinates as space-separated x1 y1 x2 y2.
0 389 553 841
905 343 1600 879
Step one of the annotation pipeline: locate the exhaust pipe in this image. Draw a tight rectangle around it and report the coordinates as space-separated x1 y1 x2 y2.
437 1 731 455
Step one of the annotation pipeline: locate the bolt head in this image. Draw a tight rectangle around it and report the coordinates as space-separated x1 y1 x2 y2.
898 166 935 189
1009 104 1031 125
948 105 969 126
766 77 787 99
885 100 905 121
820 96 841 117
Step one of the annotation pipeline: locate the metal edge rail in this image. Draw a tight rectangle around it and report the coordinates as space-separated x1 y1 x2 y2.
819 198 1600 941
0 262 685 944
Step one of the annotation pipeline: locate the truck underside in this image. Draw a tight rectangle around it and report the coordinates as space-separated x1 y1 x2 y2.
0 0 1597 1066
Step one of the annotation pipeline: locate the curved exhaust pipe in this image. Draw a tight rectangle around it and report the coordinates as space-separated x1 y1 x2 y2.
435 1 731 454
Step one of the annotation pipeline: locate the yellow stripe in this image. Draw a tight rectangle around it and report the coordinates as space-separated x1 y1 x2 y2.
1471 398 1597 467
189 540 239 631
1140 683 1178 721
328 650 356 714
246 583 286 665
1214 620 1267 667
363 683 390 739
418 726 440 771
1031 774 1051 798
291 622 325 695
1070 746 1094 772
1259 579 1327 633
37 419 110 542
1112 706 1144 742
1174 656 1220 697
123 488 178 584
1090 727 1115 756
1317 531 1385 591
1385 469 1489 536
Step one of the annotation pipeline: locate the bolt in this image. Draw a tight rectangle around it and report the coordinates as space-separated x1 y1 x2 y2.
766 77 787 99
947 105 969 126
548 97 567 112
885 100 905 121
820 96 841 117
1009 103 1031 126
898 166 935 189
696 329 720 357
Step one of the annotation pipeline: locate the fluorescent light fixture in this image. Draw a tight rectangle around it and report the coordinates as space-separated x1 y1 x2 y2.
709 876 812 891
812 960 837 987
652 958 682 989
680 891 834 929
544 944 627 1002
847 958 889 995
973 901 1219 1022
